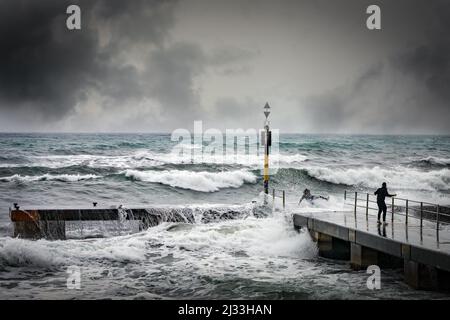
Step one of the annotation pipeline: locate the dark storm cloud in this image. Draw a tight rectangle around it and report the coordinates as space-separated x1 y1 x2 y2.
300 0 450 134
0 0 94 119
0 0 449 133
395 0 450 104
0 0 257 130
0 0 178 122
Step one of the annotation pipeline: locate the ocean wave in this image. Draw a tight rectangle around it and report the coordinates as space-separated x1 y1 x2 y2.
0 238 66 267
151 152 308 167
279 140 356 150
0 235 145 268
0 173 101 183
417 156 450 166
0 154 164 169
0 204 304 271
0 151 307 169
303 166 450 191
123 169 257 192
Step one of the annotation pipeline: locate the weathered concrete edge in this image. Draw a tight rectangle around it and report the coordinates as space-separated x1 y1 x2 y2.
293 213 450 272
293 214 349 241
10 209 120 221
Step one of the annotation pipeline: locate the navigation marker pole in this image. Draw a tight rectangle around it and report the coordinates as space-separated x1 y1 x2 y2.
263 103 271 201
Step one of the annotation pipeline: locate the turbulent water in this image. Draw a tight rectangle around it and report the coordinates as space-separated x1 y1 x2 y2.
0 133 449 299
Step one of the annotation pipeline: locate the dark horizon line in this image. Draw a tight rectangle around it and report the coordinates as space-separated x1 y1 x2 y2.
0 131 449 136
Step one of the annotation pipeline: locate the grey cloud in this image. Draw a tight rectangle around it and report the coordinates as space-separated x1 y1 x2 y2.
207 47 256 66
207 47 257 75
0 0 178 125
395 0 450 104
0 0 449 133
146 42 205 117
207 96 263 130
0 0 259 131
0 0 96 120
299 0 450 134
142 43 259 127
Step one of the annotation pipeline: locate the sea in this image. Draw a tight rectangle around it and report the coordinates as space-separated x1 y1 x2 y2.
0 133 449 299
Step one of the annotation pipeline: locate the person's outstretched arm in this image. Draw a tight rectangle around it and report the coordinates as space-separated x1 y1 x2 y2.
298 196 304 204
386 189 397 197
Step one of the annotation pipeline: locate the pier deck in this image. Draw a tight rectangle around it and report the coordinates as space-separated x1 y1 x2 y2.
293 209 450 290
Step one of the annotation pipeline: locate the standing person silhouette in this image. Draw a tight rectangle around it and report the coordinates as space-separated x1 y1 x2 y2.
375 182 396 225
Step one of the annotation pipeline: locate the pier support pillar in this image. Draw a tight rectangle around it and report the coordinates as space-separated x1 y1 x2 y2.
316 232 350 260
350 243 378 270
404 260 438 290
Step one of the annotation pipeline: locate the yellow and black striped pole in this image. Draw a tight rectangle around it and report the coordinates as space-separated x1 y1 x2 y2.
263 103 271 195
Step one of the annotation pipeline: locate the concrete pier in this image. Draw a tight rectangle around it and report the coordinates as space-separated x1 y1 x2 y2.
9 207 196 240
293 210 450 291
9 205 259 240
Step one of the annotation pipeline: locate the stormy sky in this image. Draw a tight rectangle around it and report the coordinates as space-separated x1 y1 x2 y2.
0 0 449 134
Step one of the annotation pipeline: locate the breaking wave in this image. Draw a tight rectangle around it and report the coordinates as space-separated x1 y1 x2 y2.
0 174 101 183
160 152 308 167
413 156 450 168
0 151 307 169
0 238 66 267
420 156 450 165
122 169 257 192
303 166 450 191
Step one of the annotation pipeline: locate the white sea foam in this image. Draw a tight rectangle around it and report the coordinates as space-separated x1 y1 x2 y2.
0 174 100 183
304 166 450 191
0 233 147 268
32 154 163 169
0 154 163 169
123 169 257 192
0 206 315 287
295 194 346 212
134 213 318 283
0 238 66 267
155 217 313 257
